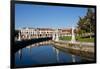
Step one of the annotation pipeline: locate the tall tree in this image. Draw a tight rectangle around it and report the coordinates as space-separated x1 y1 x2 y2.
77 8 95 38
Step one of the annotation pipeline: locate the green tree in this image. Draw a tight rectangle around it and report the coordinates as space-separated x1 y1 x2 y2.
77 8 95 39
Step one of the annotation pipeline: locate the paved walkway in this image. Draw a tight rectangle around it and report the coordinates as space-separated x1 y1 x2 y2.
58 40 94 46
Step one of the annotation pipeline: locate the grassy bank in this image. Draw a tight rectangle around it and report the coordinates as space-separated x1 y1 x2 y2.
59 36 94 42
59 36 71 41
76 36 94 42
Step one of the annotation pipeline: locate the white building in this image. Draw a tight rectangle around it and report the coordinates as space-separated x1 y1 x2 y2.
15 27 72 40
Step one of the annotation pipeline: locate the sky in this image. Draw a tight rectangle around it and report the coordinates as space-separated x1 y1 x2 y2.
15 4 88 29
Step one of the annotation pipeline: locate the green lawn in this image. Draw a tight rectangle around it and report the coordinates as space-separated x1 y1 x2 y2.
59 36 94 42
76 36 94 42
59 36 71 41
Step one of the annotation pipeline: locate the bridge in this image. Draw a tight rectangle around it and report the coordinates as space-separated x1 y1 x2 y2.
14 37 52 53
15 28 61 52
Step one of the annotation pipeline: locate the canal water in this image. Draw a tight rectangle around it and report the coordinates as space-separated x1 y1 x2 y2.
15 44 88 67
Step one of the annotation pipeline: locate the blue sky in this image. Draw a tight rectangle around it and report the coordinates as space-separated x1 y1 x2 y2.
15 4 87 29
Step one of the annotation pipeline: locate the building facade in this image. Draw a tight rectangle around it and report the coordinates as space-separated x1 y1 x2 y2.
15 27 72 40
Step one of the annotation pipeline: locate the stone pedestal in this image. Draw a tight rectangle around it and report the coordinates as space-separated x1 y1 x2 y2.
71 27 75 42
18 32 21 41
55 29 59 41
52 29 59 41
52 33 55 40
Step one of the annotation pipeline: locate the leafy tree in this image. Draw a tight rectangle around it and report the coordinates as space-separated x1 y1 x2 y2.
77 8 95 39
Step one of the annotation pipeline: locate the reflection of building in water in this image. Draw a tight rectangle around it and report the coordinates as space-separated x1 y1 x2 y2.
18 45 32 62
15 27 72 40
26 45 32 56
26 45 31 49
72 55 76 62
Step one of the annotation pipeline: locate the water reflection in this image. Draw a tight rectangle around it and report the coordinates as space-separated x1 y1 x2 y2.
18 50 22 62
15 44 89 67
55 48 59 63
72 55 75 63
52 47 59 62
